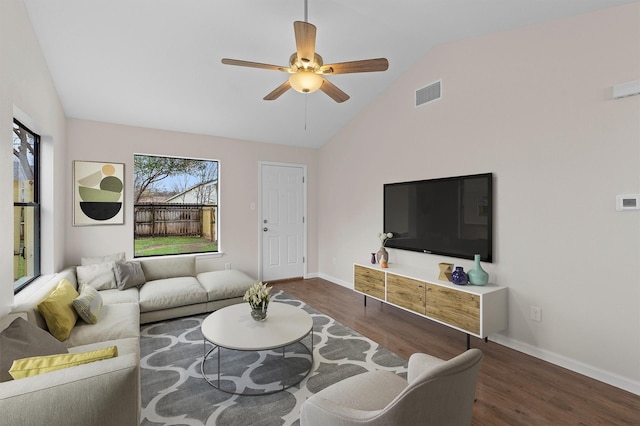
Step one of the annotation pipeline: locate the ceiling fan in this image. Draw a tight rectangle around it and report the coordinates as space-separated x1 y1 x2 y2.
221 2 388 103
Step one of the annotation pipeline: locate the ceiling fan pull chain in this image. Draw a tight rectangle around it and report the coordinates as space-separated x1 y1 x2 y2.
304 95 308 131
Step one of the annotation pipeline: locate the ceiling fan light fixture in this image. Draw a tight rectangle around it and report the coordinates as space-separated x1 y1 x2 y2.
221 15 388 102
289 70 323 94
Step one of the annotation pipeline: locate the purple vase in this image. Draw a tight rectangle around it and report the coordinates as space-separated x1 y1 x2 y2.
370 253 377 264
451 266 468 285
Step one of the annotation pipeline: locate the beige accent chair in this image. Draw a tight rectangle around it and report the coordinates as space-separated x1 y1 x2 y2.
300 348 483 425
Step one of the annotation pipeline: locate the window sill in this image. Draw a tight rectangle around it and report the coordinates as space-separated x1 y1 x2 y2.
195 252 224 260
133 252 224 261
13 273 56 307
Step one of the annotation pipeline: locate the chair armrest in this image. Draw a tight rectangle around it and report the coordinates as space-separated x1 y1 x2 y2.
300 370 408 425
0 353 139 426
301 394 382 425
407 352 446 383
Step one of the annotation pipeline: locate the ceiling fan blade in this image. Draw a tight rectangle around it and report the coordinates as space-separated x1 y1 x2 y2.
221 58 288 72
264 80 292 101
319 78 350 103
321 58 389 75
293 21 316 64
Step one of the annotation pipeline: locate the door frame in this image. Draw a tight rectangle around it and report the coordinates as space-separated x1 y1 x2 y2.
258 161 308 282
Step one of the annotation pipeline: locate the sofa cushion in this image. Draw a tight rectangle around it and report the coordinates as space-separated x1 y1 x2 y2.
81 252 125 265
0 317 68 382
37 279 79 341
138 277 207 313
113 261 146 290
76 262 117 291
139 256 196 281
197 270 256 301
99 288 139 305
64 303 140 348
69 337 139 359
9 346 118 380
73 285 103 324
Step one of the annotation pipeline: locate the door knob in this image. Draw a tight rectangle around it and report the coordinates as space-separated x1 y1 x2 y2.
263 227 268 232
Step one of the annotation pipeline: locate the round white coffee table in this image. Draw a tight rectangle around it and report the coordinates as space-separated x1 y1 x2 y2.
200 302 313 395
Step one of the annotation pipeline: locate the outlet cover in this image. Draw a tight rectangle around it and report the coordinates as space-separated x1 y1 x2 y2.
530 306 542 322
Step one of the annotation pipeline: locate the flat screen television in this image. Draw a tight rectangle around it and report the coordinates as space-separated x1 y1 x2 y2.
383 173 493 262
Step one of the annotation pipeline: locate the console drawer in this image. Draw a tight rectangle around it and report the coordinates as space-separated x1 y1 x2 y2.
387 274 426 315
426 284 480 334
354 265 385 300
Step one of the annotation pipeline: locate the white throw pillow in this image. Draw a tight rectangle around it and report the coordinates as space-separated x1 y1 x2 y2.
80 252 125 266
76 262 117 290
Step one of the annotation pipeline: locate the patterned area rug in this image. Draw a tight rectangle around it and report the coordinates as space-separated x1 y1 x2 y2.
140 290 407 425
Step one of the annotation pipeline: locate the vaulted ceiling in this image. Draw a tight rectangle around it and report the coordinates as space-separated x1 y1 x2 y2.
23 0 636 148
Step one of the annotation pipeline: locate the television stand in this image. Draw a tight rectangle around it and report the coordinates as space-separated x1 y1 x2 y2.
355 263 507 349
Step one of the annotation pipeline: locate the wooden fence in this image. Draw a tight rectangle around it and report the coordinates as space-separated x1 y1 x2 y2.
134 203 216 241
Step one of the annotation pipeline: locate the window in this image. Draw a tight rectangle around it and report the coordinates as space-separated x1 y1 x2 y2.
13 120 40 293
133 154 219 257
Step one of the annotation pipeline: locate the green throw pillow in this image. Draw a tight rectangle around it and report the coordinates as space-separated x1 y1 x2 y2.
73 284 103 324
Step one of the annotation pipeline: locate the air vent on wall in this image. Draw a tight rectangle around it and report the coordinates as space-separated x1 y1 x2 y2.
613 80 640 99
415 80 441 107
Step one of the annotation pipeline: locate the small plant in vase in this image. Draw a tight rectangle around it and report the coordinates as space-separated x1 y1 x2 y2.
377 232 393 267
243 281 272 321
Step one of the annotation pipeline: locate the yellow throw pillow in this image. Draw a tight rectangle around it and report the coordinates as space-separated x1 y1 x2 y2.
9 346 118 379
37 279 80 341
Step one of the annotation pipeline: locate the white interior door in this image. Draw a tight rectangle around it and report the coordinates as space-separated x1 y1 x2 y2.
260 163 305 282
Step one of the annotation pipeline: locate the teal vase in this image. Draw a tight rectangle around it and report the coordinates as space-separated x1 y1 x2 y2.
467 254 489 286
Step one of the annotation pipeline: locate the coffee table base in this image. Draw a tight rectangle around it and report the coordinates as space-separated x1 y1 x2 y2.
201 333 313 396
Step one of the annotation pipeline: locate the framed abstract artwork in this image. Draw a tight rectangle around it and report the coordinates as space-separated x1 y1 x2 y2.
73 161 124 226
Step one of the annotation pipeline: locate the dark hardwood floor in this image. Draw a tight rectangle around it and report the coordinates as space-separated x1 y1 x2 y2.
272 278 640 425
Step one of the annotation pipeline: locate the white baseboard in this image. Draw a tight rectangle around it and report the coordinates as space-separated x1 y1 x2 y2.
317 273 351 289
489 334 640 396
314 273 640 396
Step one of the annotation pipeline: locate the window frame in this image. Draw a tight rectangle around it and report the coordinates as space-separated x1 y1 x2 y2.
132 153 219 258
13 119 41 294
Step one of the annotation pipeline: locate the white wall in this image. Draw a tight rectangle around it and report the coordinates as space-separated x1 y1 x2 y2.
3 0 638 396
65 119 318 280
0 0 67 316
317 4 640 393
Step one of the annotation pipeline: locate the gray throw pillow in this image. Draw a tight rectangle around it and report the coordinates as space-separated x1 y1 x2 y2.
114 261 146 290
0 317 68 382
73 284 103 324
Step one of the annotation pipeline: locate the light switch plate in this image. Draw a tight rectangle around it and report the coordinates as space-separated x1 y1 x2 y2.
616 194 640 211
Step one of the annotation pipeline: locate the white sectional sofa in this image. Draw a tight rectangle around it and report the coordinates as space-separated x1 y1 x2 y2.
0 255 256 426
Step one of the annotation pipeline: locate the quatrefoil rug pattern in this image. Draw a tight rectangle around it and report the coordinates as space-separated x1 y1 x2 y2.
140 290 407 426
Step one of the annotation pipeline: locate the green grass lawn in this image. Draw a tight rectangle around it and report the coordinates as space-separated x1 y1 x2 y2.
15 255 25 279
134 236 218 257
